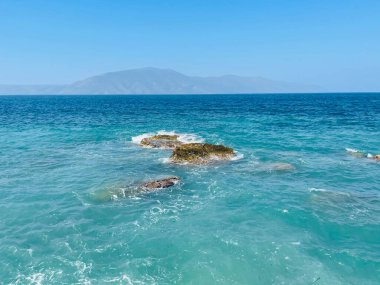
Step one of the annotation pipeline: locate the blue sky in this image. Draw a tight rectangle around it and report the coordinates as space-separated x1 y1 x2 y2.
0 0 379 91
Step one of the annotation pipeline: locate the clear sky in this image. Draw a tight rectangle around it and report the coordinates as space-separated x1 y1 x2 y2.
0 0 379 91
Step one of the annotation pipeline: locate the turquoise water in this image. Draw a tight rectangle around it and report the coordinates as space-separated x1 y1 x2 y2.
0 94 379 284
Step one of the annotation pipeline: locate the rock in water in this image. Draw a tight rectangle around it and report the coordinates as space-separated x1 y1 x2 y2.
93 176 181 202
140 134 182 149
142 176 181 190
170 143 235 164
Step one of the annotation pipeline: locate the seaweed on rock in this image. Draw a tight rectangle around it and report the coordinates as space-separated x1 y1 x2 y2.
170 143 235 164
140 134 182 149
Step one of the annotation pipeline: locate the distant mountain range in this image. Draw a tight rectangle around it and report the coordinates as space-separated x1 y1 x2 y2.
0 68 324 95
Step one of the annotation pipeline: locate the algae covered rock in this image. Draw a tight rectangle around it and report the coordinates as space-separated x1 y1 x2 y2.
142 176 180 189
170 143 235 164
140 134 182 149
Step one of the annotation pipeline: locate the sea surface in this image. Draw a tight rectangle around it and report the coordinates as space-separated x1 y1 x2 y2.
0 93 379 284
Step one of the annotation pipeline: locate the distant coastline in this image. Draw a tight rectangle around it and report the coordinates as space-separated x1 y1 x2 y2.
0 67 325 95
2 92 380 97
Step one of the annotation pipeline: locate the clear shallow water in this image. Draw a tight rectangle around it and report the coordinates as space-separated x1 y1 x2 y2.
0 94 379 284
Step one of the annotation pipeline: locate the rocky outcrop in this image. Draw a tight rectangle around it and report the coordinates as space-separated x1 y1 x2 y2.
140 135 182 149
170 143 235 164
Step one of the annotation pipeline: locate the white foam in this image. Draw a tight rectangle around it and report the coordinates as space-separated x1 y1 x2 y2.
308 187 328 193
26 273 44 285
230 152 244 161
131 130 204 145
222 239 239 246
131 132 155 144
104 275 134 284
159 157 170 163
27 248 33 257
308 187 351 197
156 130 205 143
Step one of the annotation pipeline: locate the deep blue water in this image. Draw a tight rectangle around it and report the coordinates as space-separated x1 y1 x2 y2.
0 93 379 284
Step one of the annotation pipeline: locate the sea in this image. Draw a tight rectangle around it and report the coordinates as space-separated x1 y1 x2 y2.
0 93 379 284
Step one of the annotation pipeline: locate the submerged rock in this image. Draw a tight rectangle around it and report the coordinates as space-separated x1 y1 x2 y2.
254 162 295 173
140 134 182 149
170 143 235 164
268 163 295 171
352 152 367 158
346 148 368 158
142 176 181 189
93 176 181 201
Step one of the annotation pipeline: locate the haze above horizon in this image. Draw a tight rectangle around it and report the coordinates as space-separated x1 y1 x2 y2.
0 0 379 92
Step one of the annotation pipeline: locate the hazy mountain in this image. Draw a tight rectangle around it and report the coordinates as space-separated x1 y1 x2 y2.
0 68 324 95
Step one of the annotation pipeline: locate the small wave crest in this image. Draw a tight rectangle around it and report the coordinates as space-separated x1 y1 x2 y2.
345 148 359 153
308 187 351 197
308 187 329 193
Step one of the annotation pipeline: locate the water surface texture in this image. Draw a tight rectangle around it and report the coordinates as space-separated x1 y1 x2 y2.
0 94 379 284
